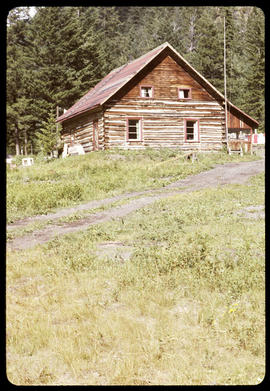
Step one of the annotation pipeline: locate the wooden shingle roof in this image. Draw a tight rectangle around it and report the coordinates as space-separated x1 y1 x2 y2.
57 42 259 128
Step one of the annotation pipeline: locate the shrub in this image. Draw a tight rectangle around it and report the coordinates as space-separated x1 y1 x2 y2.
7 182 83 221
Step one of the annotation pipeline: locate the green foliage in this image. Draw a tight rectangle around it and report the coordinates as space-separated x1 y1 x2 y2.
7 181 83 221
6 159 264 384
6 6 265 155
241 8 265 131
6 148 259 223
191 7 224 92
36 111 61 155
6 9 34 155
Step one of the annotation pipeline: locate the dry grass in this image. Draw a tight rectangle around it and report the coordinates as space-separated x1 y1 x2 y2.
6 148 259 223
6 161 265 385
6 254 264 385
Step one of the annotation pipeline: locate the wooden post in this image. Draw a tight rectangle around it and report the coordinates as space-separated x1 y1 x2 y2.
56 106 59 133
15 125 20 155
224 16 228 150
24 128 28 155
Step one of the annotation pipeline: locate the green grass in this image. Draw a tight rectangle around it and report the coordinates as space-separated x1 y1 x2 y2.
6 148 259 223
6 166 265 385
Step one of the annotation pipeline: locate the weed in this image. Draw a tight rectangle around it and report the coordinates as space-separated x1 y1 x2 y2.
7 149 259 223
6 154 264 385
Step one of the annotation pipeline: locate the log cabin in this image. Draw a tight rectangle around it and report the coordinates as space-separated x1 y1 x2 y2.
56 42 259 153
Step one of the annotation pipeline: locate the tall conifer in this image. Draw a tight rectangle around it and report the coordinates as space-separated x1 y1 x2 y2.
7 7 33 154
242 7 265 131
193 7 225 92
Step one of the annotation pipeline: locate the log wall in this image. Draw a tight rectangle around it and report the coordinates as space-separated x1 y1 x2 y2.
104 100 225 151
104 55 225 151
61 109 104 153
61 55 236 153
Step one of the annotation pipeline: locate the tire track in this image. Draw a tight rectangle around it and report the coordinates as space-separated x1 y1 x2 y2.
7 159 264 251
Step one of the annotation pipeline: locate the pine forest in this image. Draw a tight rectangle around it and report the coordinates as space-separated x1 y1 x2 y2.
6 6 265 155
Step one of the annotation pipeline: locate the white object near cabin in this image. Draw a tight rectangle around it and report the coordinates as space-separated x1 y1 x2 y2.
22 157 34 166
62 143 85 158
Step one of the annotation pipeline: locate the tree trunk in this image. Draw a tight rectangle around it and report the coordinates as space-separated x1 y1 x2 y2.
24 128 28 155
15 125 20 155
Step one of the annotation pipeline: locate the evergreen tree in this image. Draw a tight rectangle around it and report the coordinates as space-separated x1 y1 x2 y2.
179 7 204 60
6 7 33 154
19 7 104 143
6 6 265 154
75 7 105 93
242 7 265 131
122 7 154 59
36 110 61 155
96 7 128 74
223 8 236 103
25 7 80 115
219 7 249 111
191 7 225 92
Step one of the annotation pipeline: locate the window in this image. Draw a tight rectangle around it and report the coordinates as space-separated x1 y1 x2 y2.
140 86 153 98
185 119 199 142
127 119 141 141
179 88 191 99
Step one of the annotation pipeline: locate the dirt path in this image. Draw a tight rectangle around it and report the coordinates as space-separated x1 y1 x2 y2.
7 159 264 251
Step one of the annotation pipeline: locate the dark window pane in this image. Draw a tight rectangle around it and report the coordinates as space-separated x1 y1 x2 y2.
128 119 140 140
129 120 138 126
141 87 152 97
183 89 189 98
186 121 195 128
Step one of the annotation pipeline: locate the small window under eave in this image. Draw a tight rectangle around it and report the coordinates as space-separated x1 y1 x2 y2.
179 88 192 99
140 86 153 98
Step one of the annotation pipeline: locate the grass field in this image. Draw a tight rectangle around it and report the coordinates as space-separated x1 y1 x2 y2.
6 148 259 223
6 149 265 385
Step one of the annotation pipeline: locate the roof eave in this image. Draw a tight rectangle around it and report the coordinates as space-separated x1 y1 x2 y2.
56 103 101 123
165 42 259 127
56 42 259 129
226 101 259 127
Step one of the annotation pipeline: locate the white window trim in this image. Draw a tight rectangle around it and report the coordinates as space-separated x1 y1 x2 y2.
127 118 142 141
184 119 200 142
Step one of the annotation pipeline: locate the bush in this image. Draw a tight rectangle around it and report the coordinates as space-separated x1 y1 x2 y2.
7 182 83 221
6 149 260 222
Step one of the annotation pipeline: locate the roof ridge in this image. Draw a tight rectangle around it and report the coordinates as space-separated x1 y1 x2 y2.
57 42 171 122
92 42 168 92
124 41 168 65
67 43 169 110
57 41 258 126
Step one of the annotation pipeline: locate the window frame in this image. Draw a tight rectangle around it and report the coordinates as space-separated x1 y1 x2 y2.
126 117 142 142
184 118 200 142
178 88 192 100
140 85 154 99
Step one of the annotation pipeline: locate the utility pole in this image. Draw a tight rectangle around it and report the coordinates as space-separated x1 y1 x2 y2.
56 105 59 133
224 16 229 149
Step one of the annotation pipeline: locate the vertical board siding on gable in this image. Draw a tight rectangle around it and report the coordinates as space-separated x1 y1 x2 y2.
61 110 104 152
123 56 216 102
227 111 252 130
103 55 225 151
